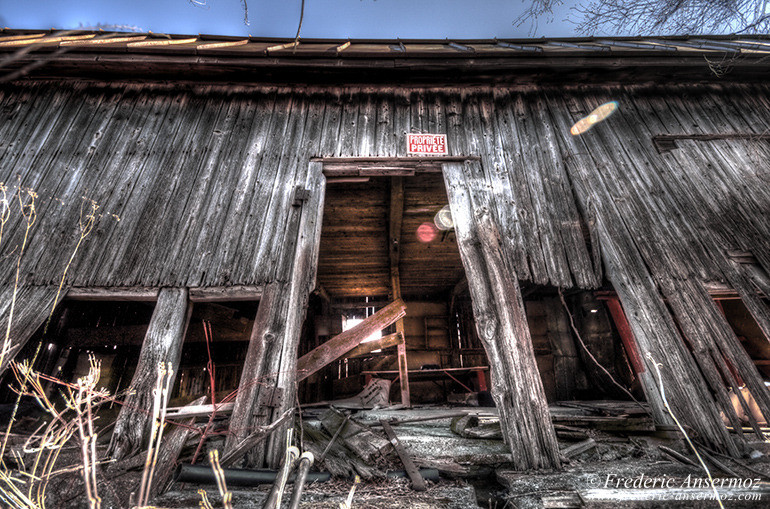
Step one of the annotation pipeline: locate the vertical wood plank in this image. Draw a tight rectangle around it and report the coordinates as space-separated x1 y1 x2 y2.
108 287 191 460
389 176 411 407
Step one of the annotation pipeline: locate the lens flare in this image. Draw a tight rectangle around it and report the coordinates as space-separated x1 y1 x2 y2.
433 205 453 231
416 222 439 243
570 101 618 136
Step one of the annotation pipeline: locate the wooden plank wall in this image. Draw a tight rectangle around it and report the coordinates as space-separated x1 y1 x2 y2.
0 79 768 456
0 82 597 291
546 84 770 455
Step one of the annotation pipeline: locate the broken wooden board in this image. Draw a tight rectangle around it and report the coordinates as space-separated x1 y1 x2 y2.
321 409 391 464
165 401 235 419
304 378 392 410
560 438 597 459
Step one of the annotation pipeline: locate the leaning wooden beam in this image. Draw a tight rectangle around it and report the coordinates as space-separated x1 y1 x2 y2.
345 332 404 359
108 288 192 460
389 176 411 407
443 161 561 471
296 300 406 382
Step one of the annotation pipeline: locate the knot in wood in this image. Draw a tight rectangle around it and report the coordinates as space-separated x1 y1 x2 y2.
477 316 498 341
264 332 277 343
474 207 490 221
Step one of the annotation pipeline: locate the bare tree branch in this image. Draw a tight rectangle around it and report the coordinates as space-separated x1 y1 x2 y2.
520 0 770 35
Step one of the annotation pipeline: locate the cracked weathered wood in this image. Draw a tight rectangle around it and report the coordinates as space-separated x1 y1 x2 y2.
0 285 61 375
108 287 191 460
443 161 561 471
225 162 325 468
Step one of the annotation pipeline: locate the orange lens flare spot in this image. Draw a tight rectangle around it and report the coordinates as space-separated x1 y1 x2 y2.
570 101 618 135
416 222 439 243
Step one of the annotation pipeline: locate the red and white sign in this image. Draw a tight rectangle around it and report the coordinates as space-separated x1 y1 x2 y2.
407 133 448 155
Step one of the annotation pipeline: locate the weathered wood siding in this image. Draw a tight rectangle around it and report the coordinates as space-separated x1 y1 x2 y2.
1 78 769 456
548 84 770 454
0 81 599 290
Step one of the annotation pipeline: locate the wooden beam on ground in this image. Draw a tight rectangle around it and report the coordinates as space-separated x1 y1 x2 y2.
296 300 406 382
107 288 192 460
381 420 426 491
560 438 597 459
389 176 411 408
345 332 404 359
443 161 561 471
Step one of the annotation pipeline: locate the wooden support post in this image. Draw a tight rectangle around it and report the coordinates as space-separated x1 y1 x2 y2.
389 176 411 407
296 302 406 381
443 161 561 471
224 163 326 468
108 287 191 460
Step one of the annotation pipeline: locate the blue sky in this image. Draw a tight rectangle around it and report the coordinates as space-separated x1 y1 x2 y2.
0 0 580 39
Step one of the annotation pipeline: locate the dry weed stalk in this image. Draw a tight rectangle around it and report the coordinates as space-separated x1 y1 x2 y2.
647 353 725 509
73 355 107 509
208 450 232 509
135 362 174 509
1 188 37 372
0 355 113 509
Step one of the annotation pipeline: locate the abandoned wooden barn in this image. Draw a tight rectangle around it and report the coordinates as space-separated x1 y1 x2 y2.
0 30 770 481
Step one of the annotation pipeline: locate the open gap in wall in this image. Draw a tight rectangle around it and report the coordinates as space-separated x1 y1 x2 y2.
169 301 258 406
0 300 155 429
301 170 641 411
713 294 770 426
